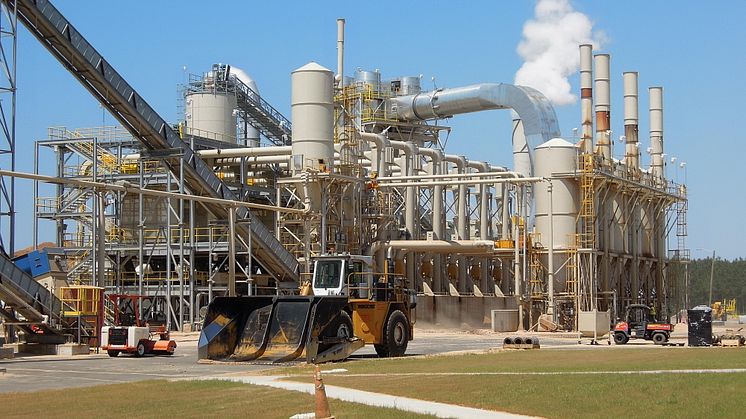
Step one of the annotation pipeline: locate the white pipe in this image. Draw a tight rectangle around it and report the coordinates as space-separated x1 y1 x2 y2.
649 87 664 182
336 19 345 87
377 171 520 182
386 240 496 254
623 72 639 170
390 140 419 287
198 146 291 158
360 132 390 176
378 177 544 187
580 44 594 153
594 54 612 163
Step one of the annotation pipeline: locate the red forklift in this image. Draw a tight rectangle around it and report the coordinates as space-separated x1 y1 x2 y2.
613 304 674 345
100 295 176 357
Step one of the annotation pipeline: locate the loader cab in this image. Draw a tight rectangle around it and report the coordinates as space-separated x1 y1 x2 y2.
312 254 373 296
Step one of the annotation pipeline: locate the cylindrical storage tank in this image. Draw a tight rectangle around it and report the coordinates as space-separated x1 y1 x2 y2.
534 138 579 250
354 69 381 92
231 66 261 146
399 76 421 96
185 92 237 143
291 62 335 172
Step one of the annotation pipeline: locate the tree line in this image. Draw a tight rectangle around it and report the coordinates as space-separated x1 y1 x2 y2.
686 257 746 314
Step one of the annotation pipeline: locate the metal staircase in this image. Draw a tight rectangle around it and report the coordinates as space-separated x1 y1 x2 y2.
227 67 292 146
12 0 299 281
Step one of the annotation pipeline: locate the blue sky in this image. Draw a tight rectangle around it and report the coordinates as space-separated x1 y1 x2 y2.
10 1 746 259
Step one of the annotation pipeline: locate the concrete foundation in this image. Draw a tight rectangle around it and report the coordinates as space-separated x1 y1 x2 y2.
0 346 13 359
417 295 517 328
5 343 89 356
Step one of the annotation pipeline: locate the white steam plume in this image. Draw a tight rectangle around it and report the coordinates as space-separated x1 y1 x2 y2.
515 0 605 105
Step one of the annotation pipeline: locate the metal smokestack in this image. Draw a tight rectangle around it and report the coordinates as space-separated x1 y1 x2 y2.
623 72 639 171
594 54 611 163
579 44 593 153
336 18 345 87
649 87 664 183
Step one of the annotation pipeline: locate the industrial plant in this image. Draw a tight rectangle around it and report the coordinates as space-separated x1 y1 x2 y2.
0 0 688 359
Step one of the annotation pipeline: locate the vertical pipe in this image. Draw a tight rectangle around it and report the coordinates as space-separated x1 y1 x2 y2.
166 172 172 330
547 181 554 316
336 18 345 88
432 160 444 293
579 44 594 154
594 54 611 163
138 159 144 318
178 157 185 329
228 207 236 297
97 192 105 289
623 72 639 171
32 142 38 248
649 87 664 183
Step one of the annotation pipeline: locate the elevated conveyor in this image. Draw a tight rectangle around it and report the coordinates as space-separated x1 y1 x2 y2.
8 0 298 280
227 68 292 146
0 252 68 342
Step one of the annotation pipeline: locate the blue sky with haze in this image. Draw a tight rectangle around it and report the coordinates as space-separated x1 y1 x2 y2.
11 1 745 259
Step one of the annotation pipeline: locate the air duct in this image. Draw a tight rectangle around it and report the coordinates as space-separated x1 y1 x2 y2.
594 54 611 163
388 83 560 176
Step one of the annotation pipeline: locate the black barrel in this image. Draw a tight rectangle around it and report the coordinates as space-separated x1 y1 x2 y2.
687 308 712 347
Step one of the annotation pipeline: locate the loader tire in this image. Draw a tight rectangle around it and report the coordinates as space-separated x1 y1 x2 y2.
334 311 353 339
375 310 409 358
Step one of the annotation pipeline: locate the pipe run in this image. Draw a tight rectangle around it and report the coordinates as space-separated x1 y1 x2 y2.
389 83 560 176
386 239 497 255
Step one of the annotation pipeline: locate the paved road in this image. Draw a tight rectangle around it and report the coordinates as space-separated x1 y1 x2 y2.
0 329 629 393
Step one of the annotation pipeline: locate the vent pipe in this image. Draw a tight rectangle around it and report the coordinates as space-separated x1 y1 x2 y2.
579 44 593 153
336 18 345 87
594 54 611 163
623 72 639 171
649 87 664 182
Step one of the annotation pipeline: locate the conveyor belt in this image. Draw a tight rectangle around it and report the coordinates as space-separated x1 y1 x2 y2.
7 0 298 280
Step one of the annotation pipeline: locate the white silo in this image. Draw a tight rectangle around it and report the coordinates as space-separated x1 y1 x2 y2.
534 138 579 250
291 62 335 172
185 71 237 142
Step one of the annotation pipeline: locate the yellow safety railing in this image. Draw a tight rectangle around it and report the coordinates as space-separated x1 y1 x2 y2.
60 286 103 317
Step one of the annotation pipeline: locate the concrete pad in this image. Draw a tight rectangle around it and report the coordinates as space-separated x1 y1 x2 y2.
55 344 90 356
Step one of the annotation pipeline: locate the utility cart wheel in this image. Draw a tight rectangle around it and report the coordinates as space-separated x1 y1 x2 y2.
107 350 120 357
135 342 147 357
614 332 629 345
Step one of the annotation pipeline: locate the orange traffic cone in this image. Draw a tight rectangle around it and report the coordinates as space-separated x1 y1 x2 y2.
314 365 333 419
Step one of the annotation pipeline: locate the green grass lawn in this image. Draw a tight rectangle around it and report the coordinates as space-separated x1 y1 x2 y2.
0 380 431 419
278 348 746 418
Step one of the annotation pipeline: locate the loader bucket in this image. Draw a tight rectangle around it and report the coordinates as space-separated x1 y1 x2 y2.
198 295 351 363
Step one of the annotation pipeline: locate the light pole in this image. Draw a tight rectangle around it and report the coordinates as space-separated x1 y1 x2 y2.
679 162 687 185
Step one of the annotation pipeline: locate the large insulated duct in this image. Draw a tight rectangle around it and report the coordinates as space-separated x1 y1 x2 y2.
649 87 664 182
231 66 261 146
594 54 612 163
579 44 594 153
623 72 640 171
389 83 560 176
291 62 335 172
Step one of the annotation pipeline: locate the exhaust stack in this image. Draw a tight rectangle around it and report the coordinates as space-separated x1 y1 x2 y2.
623 72 639 171
649 87 664 182
594 54 611 163
336 18 345 87
579 44 593 153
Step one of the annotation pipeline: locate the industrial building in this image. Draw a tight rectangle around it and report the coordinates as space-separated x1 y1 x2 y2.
0 0 687 348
